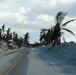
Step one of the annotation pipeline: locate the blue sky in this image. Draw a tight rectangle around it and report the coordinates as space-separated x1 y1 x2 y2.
0 0 76 43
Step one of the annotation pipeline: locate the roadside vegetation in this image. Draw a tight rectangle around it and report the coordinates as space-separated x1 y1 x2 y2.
0 25 30 49
39 11 75 48
0 11 75 49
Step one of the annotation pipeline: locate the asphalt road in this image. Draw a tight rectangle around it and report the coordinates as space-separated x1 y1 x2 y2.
4 47 76 75
8 50 30 75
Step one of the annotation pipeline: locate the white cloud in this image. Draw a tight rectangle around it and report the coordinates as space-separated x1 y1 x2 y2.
18 7 30 15
36 14 51 21
0 11 27 25
30 0 76 18
51 0 57 6
60 0 76 4
27 0 40 2
0 0 76 42
0 10 53 30
22 0 42 3
0 0 15 7
0 0 15 1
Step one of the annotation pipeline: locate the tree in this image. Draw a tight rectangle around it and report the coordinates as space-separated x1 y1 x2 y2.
13 31 16 42
18 37 24 47
24 33 29 46
39 29 48 44
51 11 75 47
46 28 53 44
9 32 12 40
6 28 11 41
2 25 5 40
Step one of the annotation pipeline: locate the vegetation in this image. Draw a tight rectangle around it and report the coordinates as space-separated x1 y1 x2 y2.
0 11 75 49
24 33 29 46
39 11 75 47
0 25 30 49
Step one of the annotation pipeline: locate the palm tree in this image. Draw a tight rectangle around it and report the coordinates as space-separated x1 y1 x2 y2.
14 33 19 46
13 32 18 44
39 29 48 44
18 37 24 47
2 25 5 40
9 32 12 40
46 25 55 45
6 28 11 42
51 11 75 47
24 33 29 46
13 31 16 42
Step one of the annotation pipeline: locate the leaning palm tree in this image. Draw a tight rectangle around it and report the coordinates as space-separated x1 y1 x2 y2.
51 11 75 47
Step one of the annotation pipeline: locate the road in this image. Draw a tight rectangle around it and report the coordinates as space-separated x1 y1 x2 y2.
3 47 76 75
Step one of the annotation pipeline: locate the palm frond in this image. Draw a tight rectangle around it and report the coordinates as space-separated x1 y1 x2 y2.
62 19 76 26
59 32 64 35
56 11 67 24
39 35 44 41
62 28 75 36
40 29 47 34
41 29 48 31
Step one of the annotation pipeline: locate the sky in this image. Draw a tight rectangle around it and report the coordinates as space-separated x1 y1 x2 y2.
0 0 76 43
